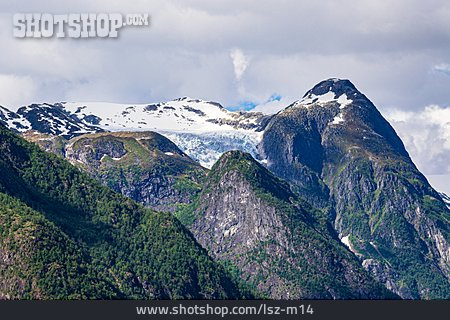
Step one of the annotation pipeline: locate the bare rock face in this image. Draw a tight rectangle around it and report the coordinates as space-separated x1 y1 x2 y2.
21 131 67 157
361 259 414 299
190 151 395 299
22 131 207 213
259 79 450 299
13 79 449 299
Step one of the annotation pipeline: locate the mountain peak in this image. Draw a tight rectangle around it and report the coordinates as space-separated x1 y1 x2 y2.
208 150 295 203
292 78 367 109
218 149 252 161
303 78 358 99
211 150 256 174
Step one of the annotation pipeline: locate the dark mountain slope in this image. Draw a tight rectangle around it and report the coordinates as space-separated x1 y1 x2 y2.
258 79 450 299
0 124 242 299
0 193 118 299
187 150 396 299
21 131 207 214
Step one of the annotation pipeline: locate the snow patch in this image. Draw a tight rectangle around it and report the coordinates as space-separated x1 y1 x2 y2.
331 114 345 125
297 92 353 109
3 98 267 169
4 114 31 132
337 94 353 109
100 154 122 161
339 234 362 257
37 137 55 141
299 91 336 106
439 192 450 210
63 99 245 133
340 235 351 248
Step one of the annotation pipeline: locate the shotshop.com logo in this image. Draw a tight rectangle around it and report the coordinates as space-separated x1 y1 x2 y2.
13 13 149 38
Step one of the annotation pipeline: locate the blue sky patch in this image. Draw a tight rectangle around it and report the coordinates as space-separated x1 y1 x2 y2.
226 93 282 111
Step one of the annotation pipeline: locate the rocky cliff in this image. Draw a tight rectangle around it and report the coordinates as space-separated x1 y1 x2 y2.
188 151 396 299
258 79 450 299
22 131 207 213
14 79 450 299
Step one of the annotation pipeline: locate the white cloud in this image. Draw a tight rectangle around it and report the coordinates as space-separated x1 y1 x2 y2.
1 1 450 110
386 105 450 175
0 1 449 117
230 48 250 81
252 97 290 114
427 174 450 195
433 63 450 76
0 74 37 109
0 1 448 192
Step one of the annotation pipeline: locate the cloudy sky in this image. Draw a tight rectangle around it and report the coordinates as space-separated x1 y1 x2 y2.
0 0 449 193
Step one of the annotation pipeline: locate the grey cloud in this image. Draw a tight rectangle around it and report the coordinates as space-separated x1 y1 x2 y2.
433 63 450 76
0 0 449 184
1 0 450 110
385 105 450 176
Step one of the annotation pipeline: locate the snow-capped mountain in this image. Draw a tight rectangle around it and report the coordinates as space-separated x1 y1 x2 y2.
0 105 32 131
0 82 369 169
1 81 362 169
0 98 270 168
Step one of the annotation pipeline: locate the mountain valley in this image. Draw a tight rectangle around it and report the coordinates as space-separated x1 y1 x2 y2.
1 78 449 299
